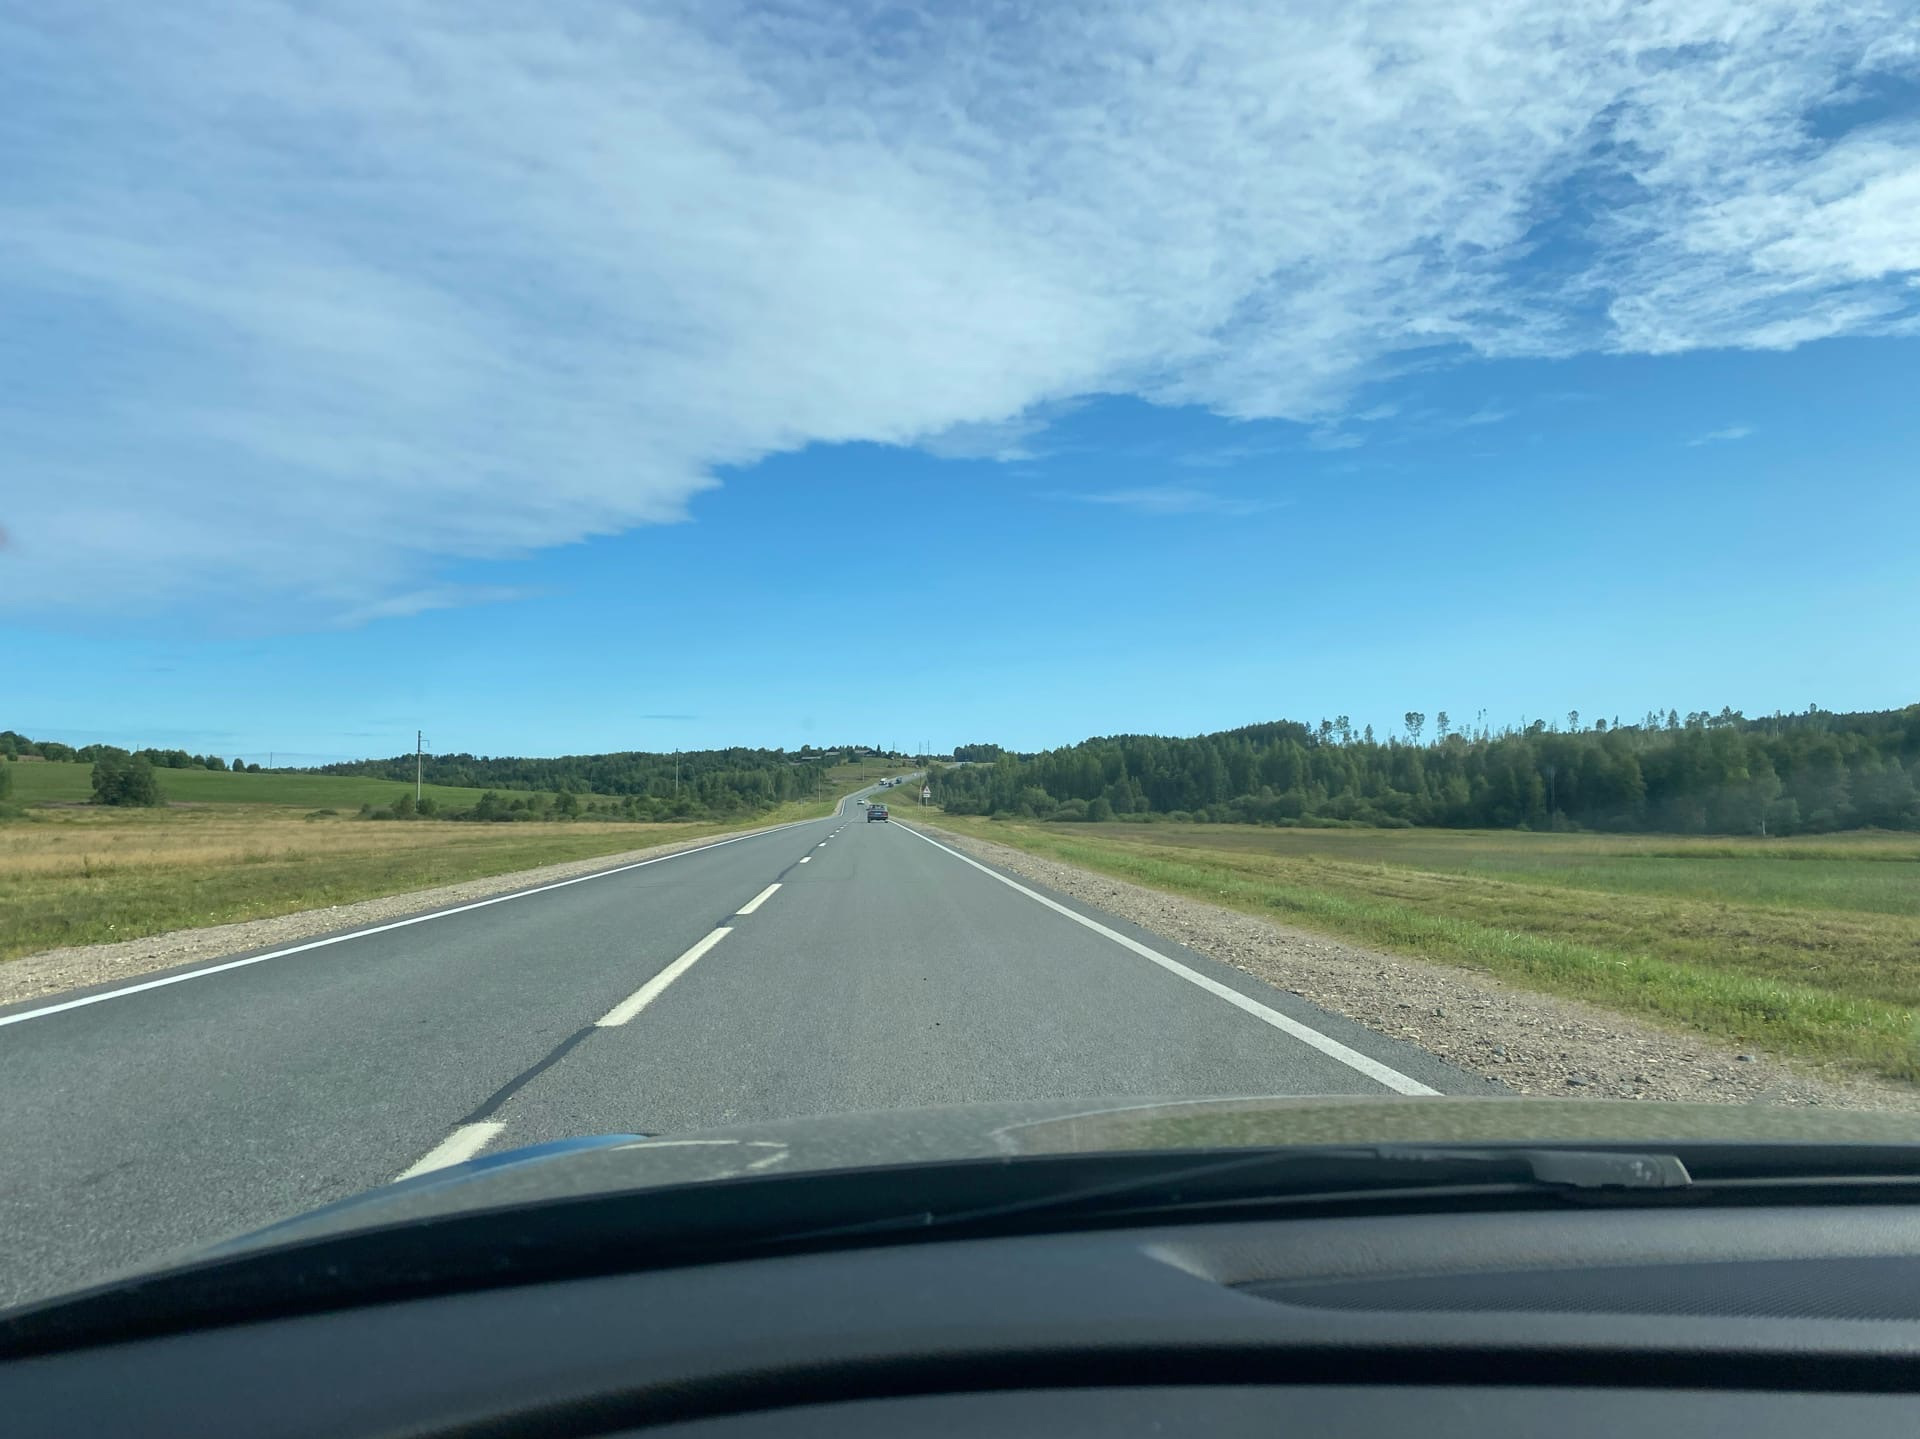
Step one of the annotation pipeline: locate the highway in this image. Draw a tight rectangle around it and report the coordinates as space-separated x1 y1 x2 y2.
0 790 1484 1308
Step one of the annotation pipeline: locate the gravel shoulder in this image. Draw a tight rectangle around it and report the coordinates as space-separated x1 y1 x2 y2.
915 822 1920 1114
0 823 799 1011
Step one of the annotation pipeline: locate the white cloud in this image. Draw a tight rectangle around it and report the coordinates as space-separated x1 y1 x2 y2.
916 403 1084 462
333 585 536 628
1307 428 1367 452
0 0 1916 621
1688 424 1756 446
1068 486 1281 517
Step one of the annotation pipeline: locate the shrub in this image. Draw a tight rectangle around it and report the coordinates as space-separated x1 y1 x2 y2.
91 751 166 807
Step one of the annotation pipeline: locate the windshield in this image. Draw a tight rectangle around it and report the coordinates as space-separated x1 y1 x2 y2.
2 1 1918 1312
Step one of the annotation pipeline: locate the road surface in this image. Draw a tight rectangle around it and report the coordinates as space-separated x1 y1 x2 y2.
0 791 1485 1307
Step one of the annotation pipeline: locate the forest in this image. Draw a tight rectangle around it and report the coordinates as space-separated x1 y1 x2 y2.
928 706 1920 835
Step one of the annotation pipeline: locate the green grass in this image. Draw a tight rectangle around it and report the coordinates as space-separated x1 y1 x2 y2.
906 813 1920 1083
1 782 845 964
7 761 500 809
817 758 913 793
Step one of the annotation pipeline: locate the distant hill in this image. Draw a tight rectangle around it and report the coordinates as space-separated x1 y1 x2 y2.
315 744 888 811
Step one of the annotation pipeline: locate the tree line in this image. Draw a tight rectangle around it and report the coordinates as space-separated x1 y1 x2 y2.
316 744 862 818
926 704 1920 835
3 731 901 821
1 733 257 772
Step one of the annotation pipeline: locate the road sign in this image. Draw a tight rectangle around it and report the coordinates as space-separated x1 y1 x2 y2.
921 785 931 800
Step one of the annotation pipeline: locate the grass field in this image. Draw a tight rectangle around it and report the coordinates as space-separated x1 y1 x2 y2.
5 761 499 810
0 767 851 962
907 813 1920 1082
817 757 913 792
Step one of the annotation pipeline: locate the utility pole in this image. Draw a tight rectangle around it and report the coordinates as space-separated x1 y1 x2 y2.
416 730 423 804
674 750 680 799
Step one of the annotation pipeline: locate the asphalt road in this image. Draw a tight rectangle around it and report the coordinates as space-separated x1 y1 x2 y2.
0 791 1486 1307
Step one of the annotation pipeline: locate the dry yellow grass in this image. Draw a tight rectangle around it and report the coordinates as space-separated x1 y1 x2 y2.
0 808 630 877
0 801 834 961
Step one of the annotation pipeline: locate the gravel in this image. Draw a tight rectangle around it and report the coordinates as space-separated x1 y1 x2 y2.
0 825 795 1011
919 824 1920 1114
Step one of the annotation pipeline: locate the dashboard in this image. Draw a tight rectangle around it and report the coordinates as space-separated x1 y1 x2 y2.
9 1203 1920 1435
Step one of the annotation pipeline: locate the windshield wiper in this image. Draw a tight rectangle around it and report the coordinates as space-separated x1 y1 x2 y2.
777 1145 1694 1246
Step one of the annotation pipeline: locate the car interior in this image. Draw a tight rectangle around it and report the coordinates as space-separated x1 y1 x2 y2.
9 1148 1920 1436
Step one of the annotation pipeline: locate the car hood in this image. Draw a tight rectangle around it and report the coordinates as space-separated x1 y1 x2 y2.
208 1094 1920 1257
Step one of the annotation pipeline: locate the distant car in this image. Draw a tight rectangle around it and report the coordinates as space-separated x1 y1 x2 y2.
867 803 889 822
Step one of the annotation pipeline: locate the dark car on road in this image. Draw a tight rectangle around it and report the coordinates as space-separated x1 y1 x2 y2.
867 803 888 822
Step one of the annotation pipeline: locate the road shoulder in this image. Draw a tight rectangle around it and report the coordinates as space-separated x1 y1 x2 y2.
901 819 1920 1114
0 821 818 1012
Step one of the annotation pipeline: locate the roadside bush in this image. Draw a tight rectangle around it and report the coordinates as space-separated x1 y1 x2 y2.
1049 798 1090 822
90 751 166 808
392 793 417 820
303 808 339 821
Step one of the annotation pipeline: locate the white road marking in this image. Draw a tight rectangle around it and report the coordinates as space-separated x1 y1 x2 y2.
394 1121 505 1182
596 927 732 1027
0 807 855 1030
895 824 1439 1097
798 855 811 863
736 882 781 915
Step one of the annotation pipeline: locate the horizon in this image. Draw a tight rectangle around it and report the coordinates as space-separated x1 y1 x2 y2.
11 698 1915 771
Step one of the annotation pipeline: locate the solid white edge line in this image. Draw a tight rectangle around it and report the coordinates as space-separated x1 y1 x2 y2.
394 1121 505 1182
1 800 859 1030
895 823 1439 1097
736 882 782 915
596 927 733 1027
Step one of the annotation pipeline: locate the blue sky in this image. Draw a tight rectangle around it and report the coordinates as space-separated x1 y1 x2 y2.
4 2 1918 761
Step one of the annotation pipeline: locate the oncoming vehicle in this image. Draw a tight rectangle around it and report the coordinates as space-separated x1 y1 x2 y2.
867 803 889 822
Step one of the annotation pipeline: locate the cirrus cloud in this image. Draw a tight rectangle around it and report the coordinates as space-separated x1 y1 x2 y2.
1 0 1916 623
